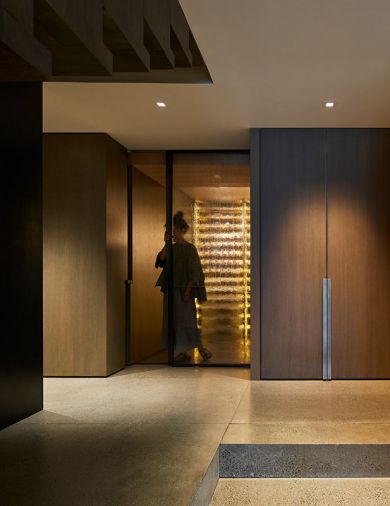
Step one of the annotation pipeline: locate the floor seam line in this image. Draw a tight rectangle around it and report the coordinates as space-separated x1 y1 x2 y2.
223 382 251 439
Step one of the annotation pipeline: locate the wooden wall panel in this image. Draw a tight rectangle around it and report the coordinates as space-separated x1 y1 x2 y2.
44 133 127 377
130 168 165 362
44 134 107 376
328 129 390 378
260 129 326 379
105 137 127 375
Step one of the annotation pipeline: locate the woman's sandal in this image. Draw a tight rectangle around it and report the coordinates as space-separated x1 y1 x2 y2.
175 352 192 362
199 348 212 361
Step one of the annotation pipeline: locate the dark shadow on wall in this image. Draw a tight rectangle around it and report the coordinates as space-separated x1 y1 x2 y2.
0 82 43 429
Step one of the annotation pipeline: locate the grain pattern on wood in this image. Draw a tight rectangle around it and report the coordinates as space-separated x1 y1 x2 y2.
0 0 210 81
103 0 150 72
44 133 127 376
260 129 326 379
0 5 52 80
35 0 113 76
44 134 107 376
328 129 390 378
105 136 128 375
130 168 166 363
144 0 175 68
170 0 192 67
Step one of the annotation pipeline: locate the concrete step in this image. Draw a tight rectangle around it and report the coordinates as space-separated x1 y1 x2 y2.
191 443 390 505
219 444 390 478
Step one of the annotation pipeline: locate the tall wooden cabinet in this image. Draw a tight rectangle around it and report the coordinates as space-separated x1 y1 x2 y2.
328 130 390 378
260 129 326 379
256 128 390 379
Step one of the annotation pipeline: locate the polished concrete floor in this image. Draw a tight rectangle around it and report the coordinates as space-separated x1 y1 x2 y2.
2 367 390 505
0 367 248 506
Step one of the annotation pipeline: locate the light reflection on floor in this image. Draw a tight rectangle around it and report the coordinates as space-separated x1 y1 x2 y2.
141 334 250 366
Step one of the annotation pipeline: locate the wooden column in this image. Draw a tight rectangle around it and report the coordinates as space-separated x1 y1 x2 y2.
43 134 127 377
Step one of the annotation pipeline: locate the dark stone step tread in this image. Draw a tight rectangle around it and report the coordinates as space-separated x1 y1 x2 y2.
219 444 390 478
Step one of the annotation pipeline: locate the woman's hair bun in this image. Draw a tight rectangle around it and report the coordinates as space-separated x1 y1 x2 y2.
173 210 189 233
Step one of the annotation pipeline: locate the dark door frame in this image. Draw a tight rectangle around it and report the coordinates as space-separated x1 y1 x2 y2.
249 132 261 380
125 163 133 366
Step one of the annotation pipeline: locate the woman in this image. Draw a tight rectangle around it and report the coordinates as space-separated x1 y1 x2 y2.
155 211 212 362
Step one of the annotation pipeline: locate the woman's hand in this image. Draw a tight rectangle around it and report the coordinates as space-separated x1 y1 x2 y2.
158 232 171 262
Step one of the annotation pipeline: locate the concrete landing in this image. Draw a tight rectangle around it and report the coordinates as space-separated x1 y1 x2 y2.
210 478 390 506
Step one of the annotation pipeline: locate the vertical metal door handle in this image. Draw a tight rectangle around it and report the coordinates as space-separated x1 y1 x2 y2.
323 278 332 380
322 279 328 379
327 278 332 380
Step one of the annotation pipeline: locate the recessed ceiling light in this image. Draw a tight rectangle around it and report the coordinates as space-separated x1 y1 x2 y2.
156 101 166 108
325 101 335 108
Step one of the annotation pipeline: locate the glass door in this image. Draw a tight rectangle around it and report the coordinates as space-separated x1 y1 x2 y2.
167 151 251 366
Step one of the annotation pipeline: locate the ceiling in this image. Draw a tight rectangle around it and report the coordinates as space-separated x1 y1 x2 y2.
44 0 390 149
130 151 250 200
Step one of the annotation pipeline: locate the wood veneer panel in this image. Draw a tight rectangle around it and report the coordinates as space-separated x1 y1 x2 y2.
44 134 107 376
260 129 326 379
130 168 165 363
44 134 127 376
105 136 127 375
328 129 390 378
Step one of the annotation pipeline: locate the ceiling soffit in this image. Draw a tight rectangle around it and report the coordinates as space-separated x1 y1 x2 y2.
0 0 210 83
